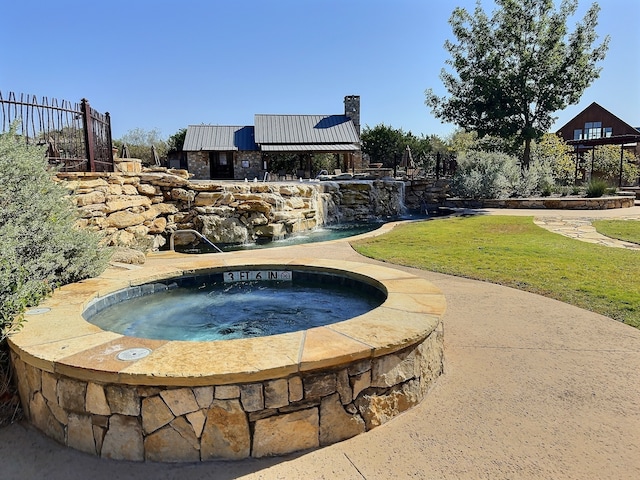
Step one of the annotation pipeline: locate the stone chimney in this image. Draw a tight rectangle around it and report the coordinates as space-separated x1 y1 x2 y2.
344 95 360 135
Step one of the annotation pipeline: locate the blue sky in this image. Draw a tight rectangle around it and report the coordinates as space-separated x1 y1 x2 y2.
2 0 638 141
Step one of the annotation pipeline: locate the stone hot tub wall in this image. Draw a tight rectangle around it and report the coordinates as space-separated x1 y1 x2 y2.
8 257 446 462
10 330 443 461
56 170 405 250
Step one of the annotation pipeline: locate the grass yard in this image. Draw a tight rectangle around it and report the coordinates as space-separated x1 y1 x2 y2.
352 215 640 328
593 219 640 245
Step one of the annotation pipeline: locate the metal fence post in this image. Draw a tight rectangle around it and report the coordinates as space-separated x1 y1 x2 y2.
105 111 114 168
81 98 96 172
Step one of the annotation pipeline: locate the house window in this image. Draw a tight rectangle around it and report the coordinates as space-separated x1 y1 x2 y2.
584 121 602 139
604 127 613 137
573 129 583 140
219 152 228 166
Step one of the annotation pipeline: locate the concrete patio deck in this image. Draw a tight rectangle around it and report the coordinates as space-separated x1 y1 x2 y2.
2 207 639 479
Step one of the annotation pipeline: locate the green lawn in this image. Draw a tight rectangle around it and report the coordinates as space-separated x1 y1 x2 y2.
593 219 640 245
352 215 640 328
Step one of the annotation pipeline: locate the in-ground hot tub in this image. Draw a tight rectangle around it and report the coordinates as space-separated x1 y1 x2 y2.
9 254 446 462
84 268 387 341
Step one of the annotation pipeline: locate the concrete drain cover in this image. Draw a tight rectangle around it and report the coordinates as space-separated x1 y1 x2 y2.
117 348 151 361
25 308 51 315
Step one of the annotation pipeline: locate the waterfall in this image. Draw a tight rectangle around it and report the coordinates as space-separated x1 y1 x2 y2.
397 180 407 215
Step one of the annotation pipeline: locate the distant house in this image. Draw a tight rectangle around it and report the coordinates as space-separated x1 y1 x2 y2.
182 96 363 180
556 102 640 184
556 102 640 155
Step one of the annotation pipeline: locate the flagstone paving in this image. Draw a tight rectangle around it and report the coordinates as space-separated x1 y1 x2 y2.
533 215 640 249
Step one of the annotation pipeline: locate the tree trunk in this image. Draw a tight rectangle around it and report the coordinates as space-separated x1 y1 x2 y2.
522 137 532 170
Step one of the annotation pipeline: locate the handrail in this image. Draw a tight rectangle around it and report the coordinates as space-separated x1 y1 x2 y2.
169 229 223 253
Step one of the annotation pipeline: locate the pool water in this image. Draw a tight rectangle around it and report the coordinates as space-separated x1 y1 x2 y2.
87 278 385 341
224 222 385 251
176 211 456 254
174 222 384 254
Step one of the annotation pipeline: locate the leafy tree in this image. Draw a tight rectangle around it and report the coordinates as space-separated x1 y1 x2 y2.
167 128 187 154
361 124 431 169
425 0 609 168
531 133 575 185
311 153 339 175
265 153 299 176
0 124 110 341
446 128 519 158
447 129 478 156
361 124 405 167
404 132 432 166
591 145 638 185
429 134 450 154
114 127 168 166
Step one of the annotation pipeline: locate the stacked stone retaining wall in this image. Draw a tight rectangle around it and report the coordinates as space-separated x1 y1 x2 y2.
11 322 443 461
57 170 405 251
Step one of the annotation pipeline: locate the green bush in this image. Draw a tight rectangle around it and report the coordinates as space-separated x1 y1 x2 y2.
0 125 111 341
585 178 608 198
450 150 556 199
450 151 514 199
591 145 639 185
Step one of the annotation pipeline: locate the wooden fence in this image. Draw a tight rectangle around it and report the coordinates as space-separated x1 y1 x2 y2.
0 92 113 172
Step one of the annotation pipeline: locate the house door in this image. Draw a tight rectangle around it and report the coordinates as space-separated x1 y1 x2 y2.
209 152 234 179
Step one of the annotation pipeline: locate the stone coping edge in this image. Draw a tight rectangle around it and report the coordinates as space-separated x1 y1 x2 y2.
444 195 635 210
9 256 446 387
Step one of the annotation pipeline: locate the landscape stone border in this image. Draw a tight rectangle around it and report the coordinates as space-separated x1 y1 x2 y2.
9 255 446 461
444 194 635 210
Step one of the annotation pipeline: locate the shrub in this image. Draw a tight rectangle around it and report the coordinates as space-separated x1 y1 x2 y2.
450 151 514 199
585 178 607 198
0 125 111 341
509 160 555 198
450 150 556 199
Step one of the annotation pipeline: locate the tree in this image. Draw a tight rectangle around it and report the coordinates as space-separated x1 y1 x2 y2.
425 0 609 168
447 129 478 157
115 128 168 166
361 124 431 169
591 145 638 185
531 133 575 185
429 134 449 154
404 132 432 164
167 128 187 154
361 124 405 167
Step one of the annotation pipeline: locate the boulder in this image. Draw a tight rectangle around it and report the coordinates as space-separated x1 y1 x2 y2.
319 393 365 445
252 408 319 457
200 400 250 460
101 415 144 461
106 211 146 229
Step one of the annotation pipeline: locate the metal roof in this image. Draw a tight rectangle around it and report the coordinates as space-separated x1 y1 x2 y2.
254 114 360 145
183 125 257 151
260 143 360 152
566 134 640 147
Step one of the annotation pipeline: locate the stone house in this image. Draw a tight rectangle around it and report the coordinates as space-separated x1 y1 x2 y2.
182 95 363 180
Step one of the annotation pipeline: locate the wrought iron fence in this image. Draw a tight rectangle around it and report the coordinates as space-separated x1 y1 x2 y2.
0 91 113 172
